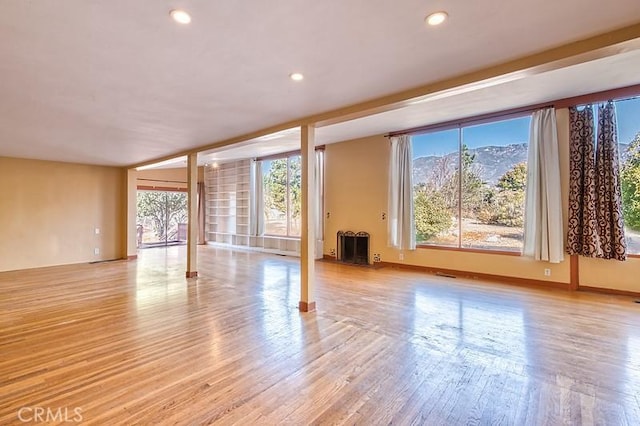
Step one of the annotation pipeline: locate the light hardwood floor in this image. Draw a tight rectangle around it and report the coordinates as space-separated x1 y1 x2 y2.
1 245 640 425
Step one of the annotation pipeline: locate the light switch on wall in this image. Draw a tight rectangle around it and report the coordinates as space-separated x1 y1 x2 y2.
94 228 100 235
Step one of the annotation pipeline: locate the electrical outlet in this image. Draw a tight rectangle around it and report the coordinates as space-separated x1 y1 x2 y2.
544 268 551 276
373 253 381 262
399 253 404 261
326 212 331 219
330 248 336 256
94 248 100 255
381 212 386 220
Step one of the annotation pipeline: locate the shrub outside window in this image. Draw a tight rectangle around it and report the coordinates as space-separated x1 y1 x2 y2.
412 115 531 252
263 156 301 237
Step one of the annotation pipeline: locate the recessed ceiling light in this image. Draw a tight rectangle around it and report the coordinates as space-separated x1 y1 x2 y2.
170 9 192 24
425 11 448 26
289 72 304 81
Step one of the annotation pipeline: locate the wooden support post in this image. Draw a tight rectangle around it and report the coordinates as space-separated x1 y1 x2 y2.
186 153 198 278
569 254 579 291
299 125 316 312
125 168 138 260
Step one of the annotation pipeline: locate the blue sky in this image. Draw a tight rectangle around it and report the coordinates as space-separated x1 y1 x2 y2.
616 97 640 145
412 97 640 158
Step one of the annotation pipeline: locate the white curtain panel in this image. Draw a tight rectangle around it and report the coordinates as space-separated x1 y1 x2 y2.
387 135 416 250
249 160 264 237
524 108 564 263
314 150 325 259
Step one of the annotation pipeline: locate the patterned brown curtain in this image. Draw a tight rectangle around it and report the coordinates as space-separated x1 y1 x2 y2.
567 106 599 256
595 102 626 260
566 103 626 260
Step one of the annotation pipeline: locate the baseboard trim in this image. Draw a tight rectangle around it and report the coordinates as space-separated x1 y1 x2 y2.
378 261 570 291
185 271 198 278
206 241 301 258
299 301 316 312
127 255 138 261
321 255 385 269
579 286 640 298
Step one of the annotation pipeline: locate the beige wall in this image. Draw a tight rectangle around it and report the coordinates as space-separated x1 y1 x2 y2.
324 109 640 292
0 157 125 272
580 257 640 292
324 135 390 261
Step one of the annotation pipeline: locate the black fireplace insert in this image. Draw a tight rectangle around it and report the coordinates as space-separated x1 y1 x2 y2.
337 231 370 265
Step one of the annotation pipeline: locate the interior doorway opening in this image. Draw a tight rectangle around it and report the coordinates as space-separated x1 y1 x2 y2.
136 190 188 249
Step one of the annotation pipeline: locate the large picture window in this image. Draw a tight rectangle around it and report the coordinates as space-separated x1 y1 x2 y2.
617 97 640 255
263 155 301 237
412 115 531 252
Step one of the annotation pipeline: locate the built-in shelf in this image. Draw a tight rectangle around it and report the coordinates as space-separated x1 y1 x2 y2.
204 159 300 256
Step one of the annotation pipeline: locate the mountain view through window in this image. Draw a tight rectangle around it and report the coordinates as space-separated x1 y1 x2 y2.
412 115 531 252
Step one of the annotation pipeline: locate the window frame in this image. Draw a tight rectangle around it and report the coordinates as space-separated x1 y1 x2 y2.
613 96 640 257
262 154 302 238
411 113 532 255
404 84 640 258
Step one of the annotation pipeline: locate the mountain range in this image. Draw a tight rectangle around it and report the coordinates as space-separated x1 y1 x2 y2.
414 142 631 186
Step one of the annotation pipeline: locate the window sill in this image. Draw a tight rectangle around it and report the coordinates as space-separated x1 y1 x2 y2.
416 244 522 256
415 246 639 258
263 234 301 240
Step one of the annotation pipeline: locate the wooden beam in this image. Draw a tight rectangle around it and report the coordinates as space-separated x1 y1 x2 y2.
128 23 640 170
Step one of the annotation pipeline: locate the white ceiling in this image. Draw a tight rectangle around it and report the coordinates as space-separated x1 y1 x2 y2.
1 1 640 167
195 49 640 166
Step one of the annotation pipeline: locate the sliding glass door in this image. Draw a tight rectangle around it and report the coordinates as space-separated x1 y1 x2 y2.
136 190 188 248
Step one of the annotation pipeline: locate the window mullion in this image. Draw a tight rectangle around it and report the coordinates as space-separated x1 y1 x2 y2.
457 126 463 249
286 157 291 237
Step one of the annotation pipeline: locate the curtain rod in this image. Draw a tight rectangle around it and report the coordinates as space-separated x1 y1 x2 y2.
255 145 325 162
385 102 552 138
554 84 640 109
137 178 187 184
137 185 188 193
386 83 640 138
561 94 640 109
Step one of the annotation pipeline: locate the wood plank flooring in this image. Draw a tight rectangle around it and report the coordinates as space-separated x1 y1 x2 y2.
1 245 640 425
